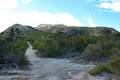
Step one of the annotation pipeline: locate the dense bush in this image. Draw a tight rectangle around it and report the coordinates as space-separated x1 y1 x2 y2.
27 32 96 57
0 37 28 68
89 56 120 75
89 64 111 75
109 56 120 74
10 38 28 54
26 31 120 59
10 38 28 67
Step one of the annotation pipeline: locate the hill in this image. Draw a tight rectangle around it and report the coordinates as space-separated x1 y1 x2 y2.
37 24 118 36
0 24 120 75
0 24 39 69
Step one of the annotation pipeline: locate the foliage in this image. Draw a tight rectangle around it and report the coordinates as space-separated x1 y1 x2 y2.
26 31 120 59
26 32 94 57
9 38 28 67
0 37 28 68
10 38 28 54
109 56 120 74
89 64 111 75
89 56 120 75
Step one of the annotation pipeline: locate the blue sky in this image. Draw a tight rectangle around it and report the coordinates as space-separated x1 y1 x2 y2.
0 0 120 32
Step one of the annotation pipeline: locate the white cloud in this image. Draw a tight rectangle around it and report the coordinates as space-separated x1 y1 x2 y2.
0 0 82 32
98 0 120 12
55 13 82 26
0 0 32 9
0 11 82 32
20 0 32 4
87 17 97 27
0 0 18 9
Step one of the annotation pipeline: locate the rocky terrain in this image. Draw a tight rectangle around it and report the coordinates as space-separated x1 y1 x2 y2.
37 24 118 36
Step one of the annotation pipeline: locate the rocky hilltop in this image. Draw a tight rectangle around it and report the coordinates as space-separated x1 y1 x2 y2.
0 24 38 69
0 24 120 76
37 24 118 36
1 24 38 40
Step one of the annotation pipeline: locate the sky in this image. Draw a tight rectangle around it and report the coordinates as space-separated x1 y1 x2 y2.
0 0 120 32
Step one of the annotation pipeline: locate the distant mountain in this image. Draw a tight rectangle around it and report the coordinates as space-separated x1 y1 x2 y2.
36 24 67 30
36 24 118 36
0 24 38 41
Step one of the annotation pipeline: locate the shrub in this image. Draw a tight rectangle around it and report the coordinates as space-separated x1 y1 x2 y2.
10 38 28 54
109 56 120 74
10 38 29 68
89 64 111 75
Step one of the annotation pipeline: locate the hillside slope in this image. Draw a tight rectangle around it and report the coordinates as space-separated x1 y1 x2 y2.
0 24 120 75
37 24 118 36
0 24 39 69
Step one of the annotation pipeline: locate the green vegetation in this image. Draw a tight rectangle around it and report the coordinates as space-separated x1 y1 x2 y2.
109 56 120 74
10 38 28 67
27 32 97 57
10 38 28 55
89 56 120 75
89 64 111 75
26 32 120 60
0 36 28 69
